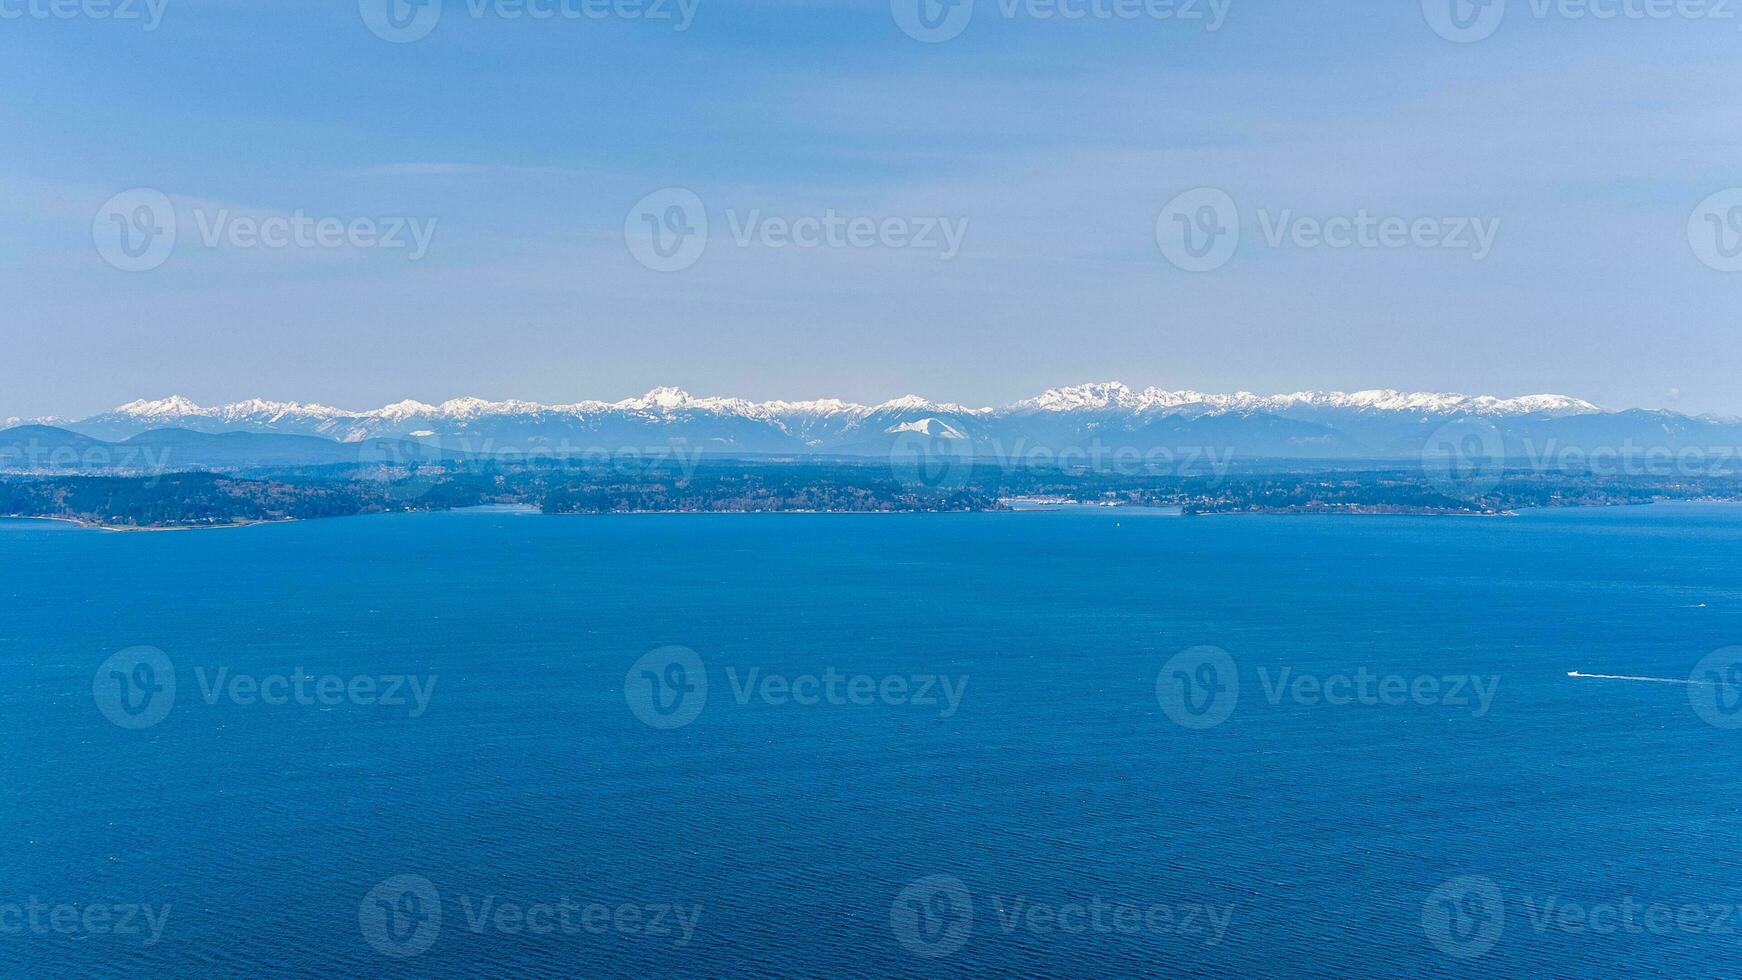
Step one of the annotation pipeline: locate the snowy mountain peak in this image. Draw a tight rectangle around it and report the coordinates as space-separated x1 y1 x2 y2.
612 387 698 412
1021 382 1138 412
374 399 440 421
432 397 557 419
872 395 985 415
877 395 937 411
116 395 206 418
645 386 693 409
887 418 969 440
759 398 861 416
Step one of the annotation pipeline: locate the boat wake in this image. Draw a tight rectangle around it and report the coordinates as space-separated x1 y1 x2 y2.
1566 671 1710 685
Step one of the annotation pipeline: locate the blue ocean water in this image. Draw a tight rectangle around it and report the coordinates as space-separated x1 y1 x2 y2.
3 504 1742 977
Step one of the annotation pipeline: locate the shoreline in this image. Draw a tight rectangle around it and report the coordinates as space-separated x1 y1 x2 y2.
8 497 1741 531
0 514 284 533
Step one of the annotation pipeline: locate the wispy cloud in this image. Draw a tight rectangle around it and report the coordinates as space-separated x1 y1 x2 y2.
346 163 589 180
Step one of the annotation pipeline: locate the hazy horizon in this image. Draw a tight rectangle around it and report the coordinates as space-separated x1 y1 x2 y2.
6 0 1740 419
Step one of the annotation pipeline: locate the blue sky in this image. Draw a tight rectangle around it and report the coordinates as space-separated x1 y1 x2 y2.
3 0 1740 419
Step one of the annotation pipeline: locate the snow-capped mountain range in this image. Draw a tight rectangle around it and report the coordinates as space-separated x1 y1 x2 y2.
1010 383 1599 417
13 382 1734 461
91 384 1595 428
93 383 1600 430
